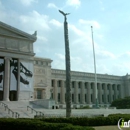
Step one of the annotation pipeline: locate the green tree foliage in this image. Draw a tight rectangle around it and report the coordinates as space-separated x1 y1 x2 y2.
110 96 130 109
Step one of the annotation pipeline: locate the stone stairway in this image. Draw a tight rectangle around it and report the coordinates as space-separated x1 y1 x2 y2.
0 101 44 118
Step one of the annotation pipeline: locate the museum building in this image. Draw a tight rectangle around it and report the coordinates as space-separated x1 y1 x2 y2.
0 21 129 108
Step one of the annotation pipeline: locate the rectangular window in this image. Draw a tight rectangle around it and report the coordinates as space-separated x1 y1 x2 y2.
72 82 74 88
102 95 104 102
91 94 92 102
58 93 60 102
78 94 80 102
51 93 53 99
51 80 54 87
37 90 42 99
85 94 86 102
78 82 80 88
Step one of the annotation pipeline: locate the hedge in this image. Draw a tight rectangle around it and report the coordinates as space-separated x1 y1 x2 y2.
40 116 126 126
0 118 94 130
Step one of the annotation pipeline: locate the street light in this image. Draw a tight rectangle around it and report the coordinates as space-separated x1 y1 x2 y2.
59 10 71 117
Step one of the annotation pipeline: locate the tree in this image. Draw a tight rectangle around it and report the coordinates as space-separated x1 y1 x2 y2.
111 96 130 109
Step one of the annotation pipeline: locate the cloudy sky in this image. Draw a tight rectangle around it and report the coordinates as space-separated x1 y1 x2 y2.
0 0 130 76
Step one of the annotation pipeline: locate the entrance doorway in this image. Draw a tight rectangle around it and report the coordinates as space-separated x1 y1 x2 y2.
9 91 17 101
0 91 3 101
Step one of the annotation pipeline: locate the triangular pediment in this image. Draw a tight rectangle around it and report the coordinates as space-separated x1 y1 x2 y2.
0 21 37 41
37 80 47 87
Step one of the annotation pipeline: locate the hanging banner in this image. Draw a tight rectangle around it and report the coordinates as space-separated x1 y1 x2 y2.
0 58 4 91
20 60 33 91
10 59 18 90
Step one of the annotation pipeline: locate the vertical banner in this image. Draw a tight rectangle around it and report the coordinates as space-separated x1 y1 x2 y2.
10 59 18 90
0 57 4 91
20 60 33 91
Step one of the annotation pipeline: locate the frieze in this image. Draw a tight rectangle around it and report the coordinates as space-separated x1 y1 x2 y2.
0 37 5 48
35 68 46 74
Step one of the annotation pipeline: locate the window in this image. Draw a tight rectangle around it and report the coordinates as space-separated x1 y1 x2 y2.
78 94 80 102
85 94 87 102
102 95 104 102
85 83 87 89
72 81 74 88
37 90 42 99
51 80 54 87
58 81 61 87
58 93 60 102
117 85 120 91
91 94 92 102
78 82 80 88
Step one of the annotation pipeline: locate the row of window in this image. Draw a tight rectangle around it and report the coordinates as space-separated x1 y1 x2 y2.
34 60 48 66
52 80 121 90
51 93 120 103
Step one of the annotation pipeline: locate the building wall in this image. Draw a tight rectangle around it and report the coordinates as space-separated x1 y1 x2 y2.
33 61 130 106
0 21 36 101
33 57 52 100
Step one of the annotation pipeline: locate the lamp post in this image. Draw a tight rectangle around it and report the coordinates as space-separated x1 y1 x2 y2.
91 26 98 108
59 10 71 117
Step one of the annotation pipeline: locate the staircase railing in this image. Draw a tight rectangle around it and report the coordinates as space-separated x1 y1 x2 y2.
27 106 44 116
0 102 20 118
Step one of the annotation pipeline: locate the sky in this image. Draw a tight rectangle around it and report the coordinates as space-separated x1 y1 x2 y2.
0 0 130 76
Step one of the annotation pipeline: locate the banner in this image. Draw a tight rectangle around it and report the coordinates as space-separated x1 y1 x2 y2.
20 61 33 91
10 59 18 90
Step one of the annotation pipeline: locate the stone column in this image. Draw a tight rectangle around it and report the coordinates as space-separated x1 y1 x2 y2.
92 82 96 104
61 80 65 104
87 82 91 104
53 79 58 104
104 83 107 104
81 82 85 104
109 84 113 103
3 57 11 101
74 81 78 104
17 59 20 101
98 83 102 104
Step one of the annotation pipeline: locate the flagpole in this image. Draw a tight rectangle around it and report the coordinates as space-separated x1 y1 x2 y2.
91 26 98 108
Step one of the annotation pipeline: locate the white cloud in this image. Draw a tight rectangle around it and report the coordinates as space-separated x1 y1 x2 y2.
49 19 62 27
96 50 116 60
66 0 81 8
47 3 58 9
19 10 51 31
79 19 100 29
19 0 38 6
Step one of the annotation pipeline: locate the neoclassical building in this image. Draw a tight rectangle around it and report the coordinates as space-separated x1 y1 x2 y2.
34 58 129 107
0 21 129 108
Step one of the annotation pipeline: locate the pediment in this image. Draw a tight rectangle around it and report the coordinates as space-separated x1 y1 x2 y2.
37 80 47 87
0 21 37 42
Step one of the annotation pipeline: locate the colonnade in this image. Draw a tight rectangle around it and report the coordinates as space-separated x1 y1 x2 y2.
2 57 20 101
52 79 122 104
